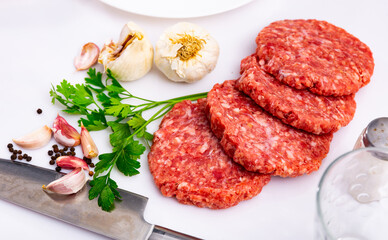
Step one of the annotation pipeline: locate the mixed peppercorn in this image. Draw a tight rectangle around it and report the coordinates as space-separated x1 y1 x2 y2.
6 143 95 175
7 143 32 162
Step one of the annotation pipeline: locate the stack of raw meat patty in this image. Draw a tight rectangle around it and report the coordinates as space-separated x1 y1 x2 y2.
148 19 374 209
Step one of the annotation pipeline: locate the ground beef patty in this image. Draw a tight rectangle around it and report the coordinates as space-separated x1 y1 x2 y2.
237 55 356 135
206 80 333 177
256 19 374 96
148 99 270 209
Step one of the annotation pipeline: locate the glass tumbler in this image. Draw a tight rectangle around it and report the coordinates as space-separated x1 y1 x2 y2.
316 147 388 240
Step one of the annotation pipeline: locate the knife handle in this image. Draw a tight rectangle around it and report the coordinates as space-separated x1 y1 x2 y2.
149 225 202 240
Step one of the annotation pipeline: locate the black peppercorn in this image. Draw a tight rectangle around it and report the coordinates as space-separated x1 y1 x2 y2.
48 150 53 156
13 150 17 154
7 143 13 148
88 171 94 176
36 108 43 114
10 154 17 160
89 163 95 168
17 150 22 154
55 166 61 172
63 147 69 151
22 154 28 159
71 152 76 156
26 156 32 162
49 160 55 165
9 147 14 152
70 147 75 152
17 155 23 160
51 156 57 160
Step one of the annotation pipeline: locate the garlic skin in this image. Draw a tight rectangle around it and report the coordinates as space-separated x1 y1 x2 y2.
13 125 52 149
98 22 154 82
74 42 100 71
80 122 99 159
56 156 89 171
42 167 87 195
52 114 81 147
154 22 219 83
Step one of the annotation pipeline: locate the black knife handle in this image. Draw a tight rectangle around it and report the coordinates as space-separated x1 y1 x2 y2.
149 225 202 240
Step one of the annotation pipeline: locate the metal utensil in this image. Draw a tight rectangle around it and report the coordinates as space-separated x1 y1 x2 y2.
354 117 388 149
0 158 200 240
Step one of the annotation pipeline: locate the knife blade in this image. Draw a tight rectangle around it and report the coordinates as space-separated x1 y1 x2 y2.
0 158 200 240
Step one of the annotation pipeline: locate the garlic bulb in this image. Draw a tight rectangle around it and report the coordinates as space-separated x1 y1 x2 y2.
98 22 154 82
154 22 219 83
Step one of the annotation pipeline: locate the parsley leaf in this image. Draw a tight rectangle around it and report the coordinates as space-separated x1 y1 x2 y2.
51 68 207 212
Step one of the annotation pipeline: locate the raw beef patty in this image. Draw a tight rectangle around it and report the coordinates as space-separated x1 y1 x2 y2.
237 55 356 135
256 19 374 96
206 80 333 177
148 99 271 209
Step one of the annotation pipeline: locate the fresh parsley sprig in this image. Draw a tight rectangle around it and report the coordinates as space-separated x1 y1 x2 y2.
50 68 207 211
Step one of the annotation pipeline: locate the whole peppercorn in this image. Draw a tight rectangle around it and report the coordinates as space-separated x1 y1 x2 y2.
17 155 23 160
17 150 22 154
55 153 60 158
63 147 69 151
89 163 95 168
49 160 55 165
9 148 14 153
10 154 17 160
51 156 57 160
71 152 76 156
13 150 17 154
55 166 62 172
22 154 28 159
7 143 13 148
36 108 43 114
88 171 94 176
48 150 53 156
26 156 32 162
70 147 75 152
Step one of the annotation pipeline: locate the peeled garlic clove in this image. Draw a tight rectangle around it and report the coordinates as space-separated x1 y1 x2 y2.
98 22 154 81
155 22 220 83
80 122 99 159
42 167 87 195
74 42 100 71
52 114 81 147
13 125 52 149
56 156 89 171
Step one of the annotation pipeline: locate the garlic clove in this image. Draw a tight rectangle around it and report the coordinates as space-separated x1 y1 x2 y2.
56 156 89 171
74 42 100 71
13 125 52 149
52 114 81 147
154 22 220 83
42 167 87 195
98 22 153 82
80 122 99 159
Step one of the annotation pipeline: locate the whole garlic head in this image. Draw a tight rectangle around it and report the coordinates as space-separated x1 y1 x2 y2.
98 22 154 82
155 22 219 83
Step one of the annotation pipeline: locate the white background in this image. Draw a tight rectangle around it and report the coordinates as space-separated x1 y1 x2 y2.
0 0 387 239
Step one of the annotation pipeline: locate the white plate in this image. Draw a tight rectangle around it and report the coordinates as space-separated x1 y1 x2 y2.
98 0 254 18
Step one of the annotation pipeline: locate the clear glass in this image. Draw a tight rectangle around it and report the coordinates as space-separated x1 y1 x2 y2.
316 147 388 240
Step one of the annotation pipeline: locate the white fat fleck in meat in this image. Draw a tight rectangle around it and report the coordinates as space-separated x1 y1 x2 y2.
221 103 230 109
199 142 209 153
174 137 182 144
286 150 295 160
177 182 188 190
310 141 317 147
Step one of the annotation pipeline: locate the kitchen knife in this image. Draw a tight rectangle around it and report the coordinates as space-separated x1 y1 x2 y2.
0 158 200 240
